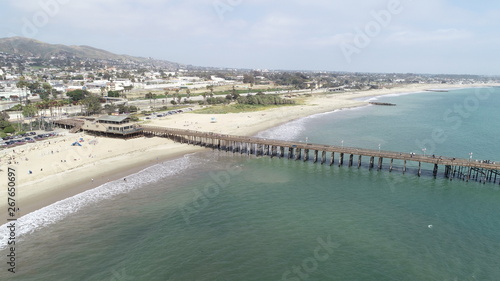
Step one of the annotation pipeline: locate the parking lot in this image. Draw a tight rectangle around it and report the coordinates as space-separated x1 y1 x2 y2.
1 131 59 148
144 107 193 120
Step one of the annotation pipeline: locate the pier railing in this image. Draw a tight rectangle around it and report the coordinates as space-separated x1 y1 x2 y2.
140 125 500 184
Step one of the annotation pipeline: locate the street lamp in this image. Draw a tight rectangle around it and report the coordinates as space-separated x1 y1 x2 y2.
469 152 473 163
422 148 427 156
378 144 381 153
341 140 344 148
305 137 308 143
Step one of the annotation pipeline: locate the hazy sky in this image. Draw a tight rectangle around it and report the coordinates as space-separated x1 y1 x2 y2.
1 0 499 75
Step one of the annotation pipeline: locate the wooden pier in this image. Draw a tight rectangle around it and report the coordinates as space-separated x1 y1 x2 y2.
141 125 500 184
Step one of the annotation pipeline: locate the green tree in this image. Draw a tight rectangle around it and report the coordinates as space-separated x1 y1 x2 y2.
164 91 169 109
22 104 38 130
39 92 50 101
104 104 117 115
81 94 102 115
128 106 139 113
16 77 28 93
202 92 208 104
27 81 41 95
42 82 52 93
3 126 15 134
0 111 11 131
0 111 10 122
67 89 89 103
16 77 29 106
51 89 60 99
102 73 112 80
231 86 240 100
22 104 38 118
107 91 121 98
206 85 214 98
243 74 255 84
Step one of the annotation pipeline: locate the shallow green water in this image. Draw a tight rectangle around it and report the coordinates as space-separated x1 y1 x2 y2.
2 88 500 281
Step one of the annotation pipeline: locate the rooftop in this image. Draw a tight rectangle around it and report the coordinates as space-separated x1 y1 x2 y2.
97 115 130 123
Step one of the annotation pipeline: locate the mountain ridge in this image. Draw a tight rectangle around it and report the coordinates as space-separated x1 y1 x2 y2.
0 37 181 69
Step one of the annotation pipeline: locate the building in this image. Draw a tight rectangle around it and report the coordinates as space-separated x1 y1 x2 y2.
80 115 142 137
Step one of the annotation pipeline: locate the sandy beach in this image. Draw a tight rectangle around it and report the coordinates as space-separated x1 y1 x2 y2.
1 83 498 217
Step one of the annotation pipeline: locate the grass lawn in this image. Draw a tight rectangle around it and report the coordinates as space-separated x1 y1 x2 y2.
193 103 298 114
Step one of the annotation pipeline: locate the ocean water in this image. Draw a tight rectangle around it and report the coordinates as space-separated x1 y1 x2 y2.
2 87 500 281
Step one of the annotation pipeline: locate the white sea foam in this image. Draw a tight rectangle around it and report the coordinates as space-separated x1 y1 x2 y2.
255 118 307 141
0 154 199 250
361 90 427 102
255 105 371 141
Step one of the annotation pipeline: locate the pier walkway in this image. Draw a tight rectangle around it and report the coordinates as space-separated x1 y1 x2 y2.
141 125 500 184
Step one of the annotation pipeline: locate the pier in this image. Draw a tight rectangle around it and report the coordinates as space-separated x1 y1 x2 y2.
141 125 500 184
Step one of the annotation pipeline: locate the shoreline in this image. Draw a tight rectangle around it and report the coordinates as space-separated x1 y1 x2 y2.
1 83 498 218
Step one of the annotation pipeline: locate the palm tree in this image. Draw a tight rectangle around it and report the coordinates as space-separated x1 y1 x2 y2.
174 89 181 104
207 85 214 98
54 100 64 118
164 90 169 108
49 99 58 117
15 77 28 130
202 92 208 104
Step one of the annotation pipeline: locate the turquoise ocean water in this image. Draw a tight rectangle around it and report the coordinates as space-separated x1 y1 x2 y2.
2 87 500 281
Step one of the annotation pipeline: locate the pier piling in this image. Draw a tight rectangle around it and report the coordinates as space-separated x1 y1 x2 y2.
140 126 500 185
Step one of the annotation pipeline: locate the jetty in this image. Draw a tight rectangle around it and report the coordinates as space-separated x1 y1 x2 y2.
425 89 449 92
369 102 396 106
140 125 500 184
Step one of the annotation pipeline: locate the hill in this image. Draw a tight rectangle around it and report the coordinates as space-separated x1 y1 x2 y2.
0 37 181 69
